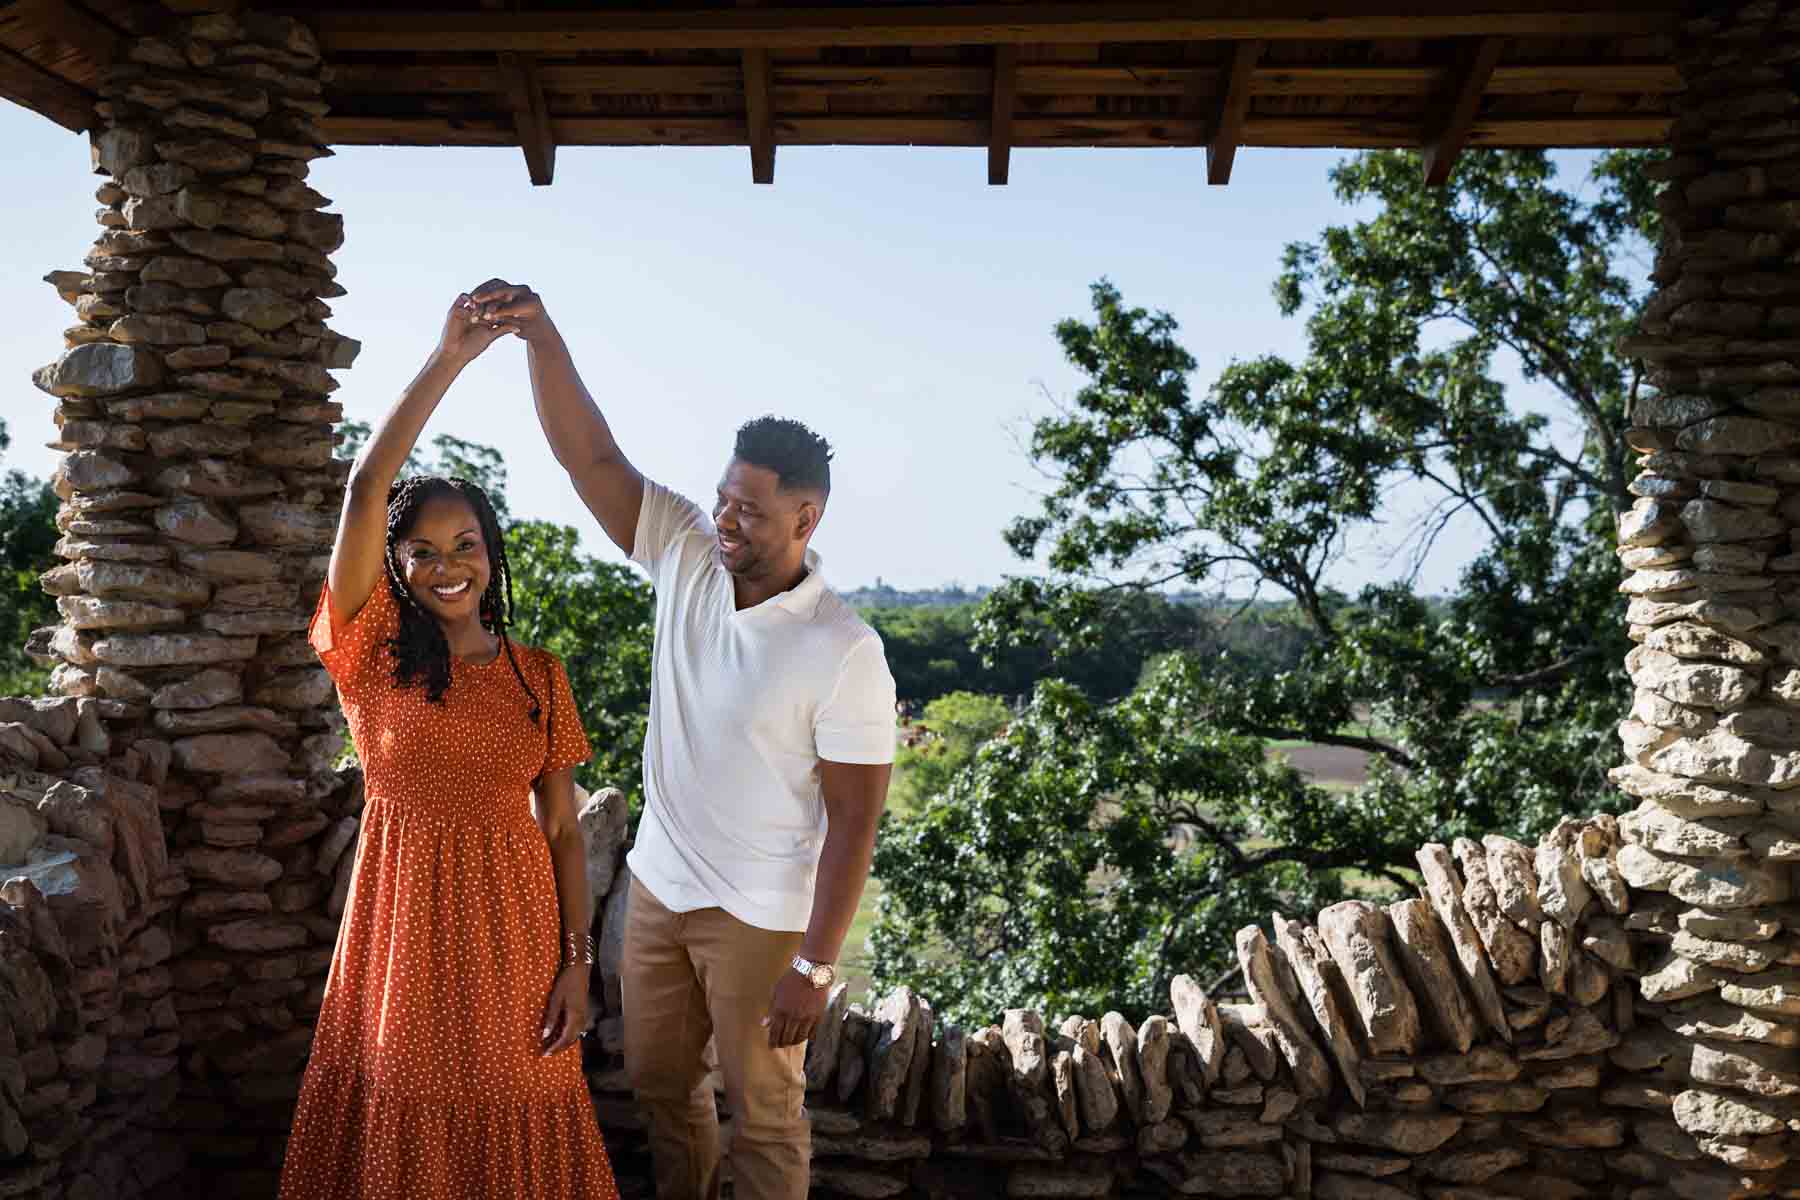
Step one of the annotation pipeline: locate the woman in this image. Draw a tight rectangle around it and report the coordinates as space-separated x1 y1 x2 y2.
278 293 617 1199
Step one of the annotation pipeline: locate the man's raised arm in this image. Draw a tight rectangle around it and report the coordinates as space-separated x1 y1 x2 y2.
469 279 644 555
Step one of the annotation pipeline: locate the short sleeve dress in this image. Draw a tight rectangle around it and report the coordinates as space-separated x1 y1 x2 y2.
277 580 618 1200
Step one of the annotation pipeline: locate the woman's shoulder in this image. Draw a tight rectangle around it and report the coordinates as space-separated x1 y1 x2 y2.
509 638 568 676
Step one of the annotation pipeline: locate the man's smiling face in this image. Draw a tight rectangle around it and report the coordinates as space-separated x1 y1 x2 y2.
713 459 814 581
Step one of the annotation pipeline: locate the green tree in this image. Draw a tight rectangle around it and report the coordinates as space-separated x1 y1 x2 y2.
891 690 1011 812
874 149 1657 1016
0 420 59 694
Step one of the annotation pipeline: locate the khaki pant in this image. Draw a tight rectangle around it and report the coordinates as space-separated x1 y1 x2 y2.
622 878 810 1200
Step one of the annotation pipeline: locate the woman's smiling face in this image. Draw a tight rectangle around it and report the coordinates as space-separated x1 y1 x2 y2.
396 492 491 624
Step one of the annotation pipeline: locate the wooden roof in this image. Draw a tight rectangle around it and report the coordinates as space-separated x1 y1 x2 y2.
2 2 1685 187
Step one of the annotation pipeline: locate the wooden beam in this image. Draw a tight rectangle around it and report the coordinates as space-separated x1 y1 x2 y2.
988 44 1017 185
299 5 1682 54
9 0 122 66
497 51 556 184
1423 36 1504 185
1206 39 1263 185
0 44 95 131
321 112 1674 150
742 47 776 182
322 60 1684 102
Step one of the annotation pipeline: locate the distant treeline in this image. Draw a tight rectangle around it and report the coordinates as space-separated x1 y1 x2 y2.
861 592 1324 706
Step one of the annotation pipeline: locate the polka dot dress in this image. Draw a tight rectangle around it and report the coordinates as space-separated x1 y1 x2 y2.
277 580 619 1200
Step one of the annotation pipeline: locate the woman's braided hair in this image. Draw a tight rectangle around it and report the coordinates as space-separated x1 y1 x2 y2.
383 476 542 724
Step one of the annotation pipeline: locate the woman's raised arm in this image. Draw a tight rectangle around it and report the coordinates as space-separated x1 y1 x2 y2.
326 294 518 623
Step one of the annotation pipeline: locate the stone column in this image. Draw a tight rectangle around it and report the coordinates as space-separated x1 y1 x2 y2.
28 11 359 1195
1615 0 1800 1188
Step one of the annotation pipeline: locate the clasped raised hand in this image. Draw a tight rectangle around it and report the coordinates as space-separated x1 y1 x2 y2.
467 278 551 342
436 291 518 365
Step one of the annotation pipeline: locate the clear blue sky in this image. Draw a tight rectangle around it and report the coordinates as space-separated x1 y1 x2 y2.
0 102 1610 595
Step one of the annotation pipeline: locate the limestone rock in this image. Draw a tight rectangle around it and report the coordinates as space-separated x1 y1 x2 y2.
866 988 923 1121
1673 1087 1793 1137
1535 819 1593 927
806 983 850 1092
1332 1112 1463 1155
1236 925 1333 1100
1318 901 1422 1056
251 668 333 710
1136 1014 1172 1124
1169 974 1225 1086
170 732 290 773
1690 1040 1800 1098
1099 1011 1143 1122
181 846 281 888
1273 913 1366 1105
1669 858 1792 910
92 632 255 669
1451 837 1537 985
907 1021 957 1135
1628 644 1761 710
1387 898 1478 1053
1069 1043 1117 1133
1415 843 1511 1040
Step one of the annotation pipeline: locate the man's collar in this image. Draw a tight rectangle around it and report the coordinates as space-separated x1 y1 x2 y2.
774 548 826 616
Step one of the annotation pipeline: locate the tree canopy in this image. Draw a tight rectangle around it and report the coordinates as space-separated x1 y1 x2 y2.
871 149 1658 1023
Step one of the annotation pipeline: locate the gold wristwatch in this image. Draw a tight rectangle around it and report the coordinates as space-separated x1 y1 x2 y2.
791 955 835 989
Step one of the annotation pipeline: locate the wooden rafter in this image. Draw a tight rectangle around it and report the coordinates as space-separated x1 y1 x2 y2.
9 0 122 66
0 43 94 131
297 5 1680 54
739 0 776 184
1206 39 1263 185
498 51 555 185
989 44 1017 185
1423 37 1505 185
742 46 776 183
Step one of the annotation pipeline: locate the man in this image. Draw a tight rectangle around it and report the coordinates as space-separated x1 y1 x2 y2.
466 280 896 1200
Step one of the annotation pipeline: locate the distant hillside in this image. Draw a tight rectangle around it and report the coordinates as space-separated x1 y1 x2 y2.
841 580 991 609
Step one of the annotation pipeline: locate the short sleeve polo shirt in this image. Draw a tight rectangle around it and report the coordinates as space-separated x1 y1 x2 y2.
626 479 898 931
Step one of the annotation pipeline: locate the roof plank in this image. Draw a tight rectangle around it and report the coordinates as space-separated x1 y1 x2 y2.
300 5 1680 54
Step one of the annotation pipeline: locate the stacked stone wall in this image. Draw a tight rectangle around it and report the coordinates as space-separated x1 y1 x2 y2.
573 814 1759 1200
1 10 360 1198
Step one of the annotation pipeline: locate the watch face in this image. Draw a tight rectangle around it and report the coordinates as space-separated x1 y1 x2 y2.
810 965 832 988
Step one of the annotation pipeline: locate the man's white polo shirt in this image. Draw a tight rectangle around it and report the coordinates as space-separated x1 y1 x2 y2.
626 479 898 932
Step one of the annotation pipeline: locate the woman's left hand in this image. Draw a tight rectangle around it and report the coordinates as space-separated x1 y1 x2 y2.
540 965 591 1056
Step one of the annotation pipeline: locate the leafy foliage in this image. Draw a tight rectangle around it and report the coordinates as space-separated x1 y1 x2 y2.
890 690 1012 812
0 421 58 695
503 520 652 802
874 149 1658 1016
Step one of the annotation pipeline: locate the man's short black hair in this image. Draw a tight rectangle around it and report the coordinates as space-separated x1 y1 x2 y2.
733 416 833 498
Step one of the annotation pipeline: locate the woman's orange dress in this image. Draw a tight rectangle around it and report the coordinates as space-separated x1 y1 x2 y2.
278 580 619 1200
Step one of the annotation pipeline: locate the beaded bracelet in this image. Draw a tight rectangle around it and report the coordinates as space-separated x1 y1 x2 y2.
563 931 596 967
